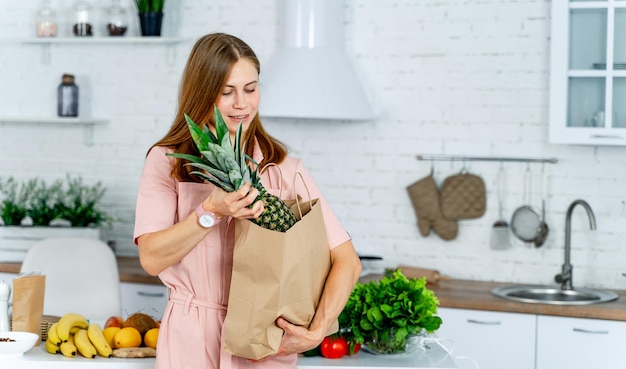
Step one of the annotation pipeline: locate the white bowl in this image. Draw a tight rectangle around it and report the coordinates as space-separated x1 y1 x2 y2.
0 331 39 357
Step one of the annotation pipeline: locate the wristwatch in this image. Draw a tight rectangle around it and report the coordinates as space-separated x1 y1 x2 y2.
195 203 218 228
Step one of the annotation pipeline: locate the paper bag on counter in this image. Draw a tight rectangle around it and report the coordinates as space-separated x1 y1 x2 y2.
12 274 45 345
223 197 337 360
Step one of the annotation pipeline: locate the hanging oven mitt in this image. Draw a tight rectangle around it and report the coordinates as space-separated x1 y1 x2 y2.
406 174 458 241
440 172 486 220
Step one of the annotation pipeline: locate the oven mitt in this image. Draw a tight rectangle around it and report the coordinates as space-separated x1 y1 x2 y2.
440 173 486 220
407 175 458 241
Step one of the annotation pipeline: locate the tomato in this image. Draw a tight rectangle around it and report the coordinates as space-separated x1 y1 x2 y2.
320 336 348 359
348 343 361 355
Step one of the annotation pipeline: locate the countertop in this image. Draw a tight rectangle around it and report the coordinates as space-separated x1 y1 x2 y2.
11 342 456 369
2 259 626 321
0 257 162 285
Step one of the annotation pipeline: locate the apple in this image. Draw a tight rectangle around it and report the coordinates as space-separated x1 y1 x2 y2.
105 315 125 328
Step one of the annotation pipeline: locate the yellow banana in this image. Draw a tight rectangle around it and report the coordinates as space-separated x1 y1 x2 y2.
56 313 89 342
87 323 113 358
74 329 97 359
46 322 62 346
45 338 60 354
59 335 77 358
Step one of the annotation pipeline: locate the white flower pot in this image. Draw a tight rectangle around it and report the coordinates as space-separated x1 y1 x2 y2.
0 226 101 262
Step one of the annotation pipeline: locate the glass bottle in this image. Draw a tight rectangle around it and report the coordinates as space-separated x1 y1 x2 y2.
36 1 57 37
72 1 93 36
58 74 79 117
106 0 128 36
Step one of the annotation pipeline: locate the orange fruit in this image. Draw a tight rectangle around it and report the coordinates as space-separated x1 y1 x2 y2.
103 327 121 348
114 327 142 348
144 328 159 349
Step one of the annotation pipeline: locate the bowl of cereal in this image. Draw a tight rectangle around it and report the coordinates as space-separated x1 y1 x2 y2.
0 332 39 357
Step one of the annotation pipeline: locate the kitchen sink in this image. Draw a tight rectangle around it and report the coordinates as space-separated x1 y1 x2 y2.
492 285 619 305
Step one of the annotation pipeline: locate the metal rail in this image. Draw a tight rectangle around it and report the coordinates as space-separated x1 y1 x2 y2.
416 155 558 164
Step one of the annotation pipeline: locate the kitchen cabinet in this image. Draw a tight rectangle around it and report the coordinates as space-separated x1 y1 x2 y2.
549 0 626 145
120 282 168 320
436 308 536 369
536 315 625 369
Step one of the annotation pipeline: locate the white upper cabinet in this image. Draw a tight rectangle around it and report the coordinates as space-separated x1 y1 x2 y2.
549 0 626 145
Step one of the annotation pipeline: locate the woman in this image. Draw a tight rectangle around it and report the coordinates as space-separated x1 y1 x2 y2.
133 33 362 369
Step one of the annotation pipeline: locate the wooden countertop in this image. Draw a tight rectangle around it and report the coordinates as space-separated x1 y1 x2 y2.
0 257 162 285
429 279 626 321
3 259 626 321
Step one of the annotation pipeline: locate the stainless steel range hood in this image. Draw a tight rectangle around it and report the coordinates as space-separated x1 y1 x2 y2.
260 0 375 121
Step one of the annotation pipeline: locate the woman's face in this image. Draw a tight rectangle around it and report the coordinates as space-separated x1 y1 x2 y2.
216 58 260 138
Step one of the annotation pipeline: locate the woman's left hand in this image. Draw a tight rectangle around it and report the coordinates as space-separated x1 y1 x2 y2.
250 317 323 362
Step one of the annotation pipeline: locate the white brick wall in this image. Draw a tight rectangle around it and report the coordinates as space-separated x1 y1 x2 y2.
1 0 625 290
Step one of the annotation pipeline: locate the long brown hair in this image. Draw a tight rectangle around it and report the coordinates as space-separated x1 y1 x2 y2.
151 33 288 182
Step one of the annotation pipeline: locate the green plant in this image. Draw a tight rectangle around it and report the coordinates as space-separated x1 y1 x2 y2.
25 178 65 226
0 175 110 227
58 175 109 227
0 177 29 225
135 0 165 13
338 269 443 354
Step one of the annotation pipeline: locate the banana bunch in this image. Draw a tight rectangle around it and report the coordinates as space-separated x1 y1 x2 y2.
45 313 113 359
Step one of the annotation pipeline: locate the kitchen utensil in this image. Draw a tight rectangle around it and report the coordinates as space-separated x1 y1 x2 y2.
396 265 451 284
511 165 542 244
534 166 549 248
490 165 511 250
440 171 486 220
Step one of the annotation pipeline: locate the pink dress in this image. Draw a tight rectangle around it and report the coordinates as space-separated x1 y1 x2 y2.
133 145 350 369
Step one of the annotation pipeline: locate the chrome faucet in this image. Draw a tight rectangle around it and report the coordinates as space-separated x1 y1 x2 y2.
554 200 596 290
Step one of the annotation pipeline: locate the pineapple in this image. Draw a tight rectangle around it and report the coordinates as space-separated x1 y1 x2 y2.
167 106 297 232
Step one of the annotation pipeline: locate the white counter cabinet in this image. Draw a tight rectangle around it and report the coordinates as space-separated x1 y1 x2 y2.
436 307 536 369
119 282 168 320
536 315 626 369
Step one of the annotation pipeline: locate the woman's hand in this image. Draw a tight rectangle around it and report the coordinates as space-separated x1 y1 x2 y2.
205 182 264 219
250 317 324 362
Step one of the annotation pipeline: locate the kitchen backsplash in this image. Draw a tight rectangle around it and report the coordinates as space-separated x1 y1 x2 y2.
0 0 625 290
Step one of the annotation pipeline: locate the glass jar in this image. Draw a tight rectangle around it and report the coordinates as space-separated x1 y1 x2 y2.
36 1 57 37
106 0 128 36
72 1 93 36
58 74 79 117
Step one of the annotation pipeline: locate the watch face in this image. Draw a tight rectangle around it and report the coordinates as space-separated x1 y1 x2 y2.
199 214 216 228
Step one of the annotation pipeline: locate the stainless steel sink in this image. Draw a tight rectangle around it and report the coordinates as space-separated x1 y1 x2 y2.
492 285 619 305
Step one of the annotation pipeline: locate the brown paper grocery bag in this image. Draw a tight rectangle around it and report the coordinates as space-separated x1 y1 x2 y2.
12 274 46 345
223 197 337 360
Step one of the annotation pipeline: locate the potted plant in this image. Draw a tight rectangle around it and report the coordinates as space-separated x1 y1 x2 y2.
0 175 111 262
135 0 165 36
338 269 443 354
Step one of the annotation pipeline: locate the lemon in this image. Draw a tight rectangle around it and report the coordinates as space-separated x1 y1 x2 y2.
114 327 142 348
144 327 159 349
103 327 121 348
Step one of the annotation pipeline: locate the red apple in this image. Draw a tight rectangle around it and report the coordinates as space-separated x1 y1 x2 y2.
105 316 125 328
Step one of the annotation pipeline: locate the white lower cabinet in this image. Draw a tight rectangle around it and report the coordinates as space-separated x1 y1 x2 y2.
536 315 625 369
120 282 168 320
436 307 536 369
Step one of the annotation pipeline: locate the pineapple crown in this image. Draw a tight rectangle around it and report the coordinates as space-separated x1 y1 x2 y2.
167 105 261 193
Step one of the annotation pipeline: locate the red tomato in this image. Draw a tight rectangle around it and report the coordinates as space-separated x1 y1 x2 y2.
348 343 361 355
320 336 348 359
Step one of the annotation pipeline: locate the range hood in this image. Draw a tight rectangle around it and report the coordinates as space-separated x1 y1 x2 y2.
260 0 375 121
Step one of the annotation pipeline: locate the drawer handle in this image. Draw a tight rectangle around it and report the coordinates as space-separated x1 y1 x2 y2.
573 328 609 335
467 319 501 325
590 134 624 140
137 291 165 298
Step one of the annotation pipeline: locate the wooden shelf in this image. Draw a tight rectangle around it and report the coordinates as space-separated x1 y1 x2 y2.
0 117 107 146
